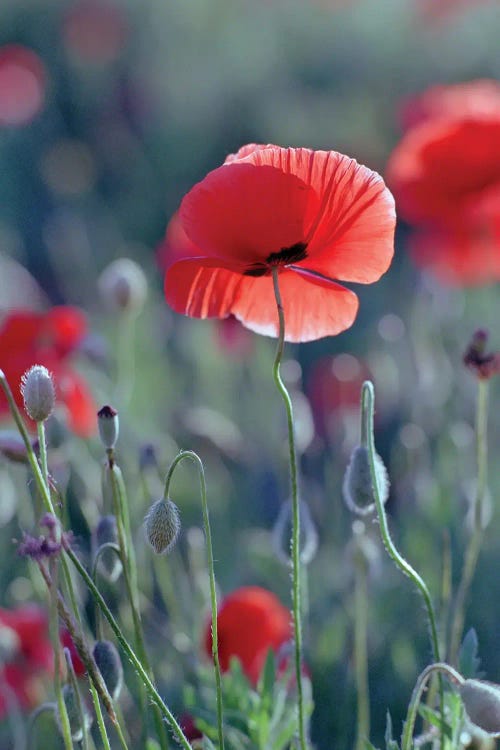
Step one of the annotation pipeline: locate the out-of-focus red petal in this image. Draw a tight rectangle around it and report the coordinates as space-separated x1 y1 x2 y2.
410 222 500 286
180 162 315 264
156 211 200 270
231 268 359 343
57 369 96 437
44 306 87 355
0 311 42 350
386 117 500 224
60 629 86 675
205 586 291 683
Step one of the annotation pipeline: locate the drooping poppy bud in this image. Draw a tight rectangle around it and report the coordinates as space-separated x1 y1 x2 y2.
343 445 389 516
92 515 122 582
460 679 500 736
144 498 180 554
92 640 123 701
272 499 318 566
98 257 147 313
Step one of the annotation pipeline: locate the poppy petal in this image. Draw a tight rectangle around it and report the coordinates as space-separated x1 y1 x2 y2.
179 162 315 264
231 268 359 343
57 369 96 437
165 258 243 319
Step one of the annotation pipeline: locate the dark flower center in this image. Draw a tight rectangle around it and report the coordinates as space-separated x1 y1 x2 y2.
244 242 308 277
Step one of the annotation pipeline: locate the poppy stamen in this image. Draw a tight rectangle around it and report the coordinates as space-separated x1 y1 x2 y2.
244 241 308 276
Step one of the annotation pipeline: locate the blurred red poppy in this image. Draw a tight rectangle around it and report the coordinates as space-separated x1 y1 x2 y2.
0 45 46 127
387 80 500 285
164 144 395 343
60 628 86 676
417 0 492 25
307 353 370 438
0 605 53 716
0 307 95 436
63 0 128 66
204 586 291 684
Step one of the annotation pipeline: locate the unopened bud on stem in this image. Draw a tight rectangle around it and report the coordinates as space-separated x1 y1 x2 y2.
21 365 55 422
144 498 180 554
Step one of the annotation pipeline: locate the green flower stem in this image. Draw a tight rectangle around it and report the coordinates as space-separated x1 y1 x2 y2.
163 450 225 750
353 533 370 750
89 681 113 750
49 563 73 750
401 663 464 750
449 378 489 665
64 543 193 750
361 382 444 745
271 268 308 750
64 647 89 750
27 704 57 750
106 461 169 750
37 421 49 489
91 542 121 641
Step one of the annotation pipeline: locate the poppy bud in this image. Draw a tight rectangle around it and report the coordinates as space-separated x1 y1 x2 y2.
57 684 92 741
97 405 119 450
144 498 180 555
92 640 123 701
460 679 500 736
93 515 122 582
20 365 56 422
343 445 389 516
272 499 318 566
98 257 147 313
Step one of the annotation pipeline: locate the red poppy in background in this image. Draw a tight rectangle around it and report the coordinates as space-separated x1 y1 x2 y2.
0 307 95 436
164 144 395 343
387 80 500 285
417 0 492 25
0 605 53 717
60 628 86 676
63 0 128 66
204 586 291 684
0 45 46 127
307 353 370 438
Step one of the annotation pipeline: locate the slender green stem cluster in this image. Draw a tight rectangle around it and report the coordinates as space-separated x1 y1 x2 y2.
271 268 308 750
449 378 489 664
163 450 225 750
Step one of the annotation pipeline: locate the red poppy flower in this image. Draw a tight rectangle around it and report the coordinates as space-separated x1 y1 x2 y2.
0 605 53 716
0 307 96 436
204 586 292 684
63 0 128 66
417 0 492 25
0 45 46 127
164 144 395 343
387 80 500 285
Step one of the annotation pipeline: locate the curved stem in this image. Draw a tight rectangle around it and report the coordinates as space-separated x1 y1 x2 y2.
92 542 121 641
353 534 370 750
163 450 225 750
106 462 169 750
27 704 56 750
401 663 464 750
361 381 444 745
64 544 193 750
271 268 308 750
449 378 489 664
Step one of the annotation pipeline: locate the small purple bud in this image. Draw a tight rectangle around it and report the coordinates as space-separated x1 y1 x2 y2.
92 640 123 700
460 679 500 736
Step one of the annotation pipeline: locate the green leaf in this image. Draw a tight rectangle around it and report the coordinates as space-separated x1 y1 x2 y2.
384 712 399 750
258 650 276 709
202 737 217 750
418 704 452 740
458 628 482 679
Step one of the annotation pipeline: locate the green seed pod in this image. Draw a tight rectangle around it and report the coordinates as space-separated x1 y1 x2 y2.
93 640 123 701
460 679 500 736
144 498 180 555
343 445 389 516
56 684 92 741
20 365 56 422
93 515 122 582
97 405 119 450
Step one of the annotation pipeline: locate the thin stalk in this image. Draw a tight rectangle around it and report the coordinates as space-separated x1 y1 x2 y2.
27 704 56 750
106 461 169 750
65 544 193 750
271 268 308 750
361 382 444 747
401 663 464 750
64 647 89 750
49 563 73 750
163 450 225 750
353 538 370 750
89 681 113 750
449 378 489 664
37 421 49 488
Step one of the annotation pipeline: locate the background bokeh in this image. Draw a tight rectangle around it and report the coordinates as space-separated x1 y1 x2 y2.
0 0 499 748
